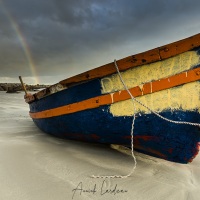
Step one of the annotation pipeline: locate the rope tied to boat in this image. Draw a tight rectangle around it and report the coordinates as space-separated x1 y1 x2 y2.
91 59 200 179
114 60 200 127
91 60 138 179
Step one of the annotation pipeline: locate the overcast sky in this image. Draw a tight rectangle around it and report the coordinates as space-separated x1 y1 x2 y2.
0 0 200 84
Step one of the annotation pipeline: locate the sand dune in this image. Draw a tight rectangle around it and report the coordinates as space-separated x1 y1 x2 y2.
0 92 200 200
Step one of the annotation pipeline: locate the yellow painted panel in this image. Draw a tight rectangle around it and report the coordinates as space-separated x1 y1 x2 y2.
110 82 200 116
101 51 200 94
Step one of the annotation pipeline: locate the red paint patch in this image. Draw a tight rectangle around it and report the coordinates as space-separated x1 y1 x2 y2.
124 135 159 141
168 148 173 154
188 142 200 163
90 134 100 140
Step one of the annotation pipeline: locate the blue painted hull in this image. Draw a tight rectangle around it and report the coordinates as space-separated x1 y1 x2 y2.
31 102 200 163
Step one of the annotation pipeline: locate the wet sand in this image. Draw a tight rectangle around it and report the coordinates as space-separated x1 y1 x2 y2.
0 92 200 200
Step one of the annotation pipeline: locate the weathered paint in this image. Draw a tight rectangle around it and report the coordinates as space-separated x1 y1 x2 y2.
101 51 200 94
32 105 200 163
29 67 200 119
30 78 102 113
110 81 200 116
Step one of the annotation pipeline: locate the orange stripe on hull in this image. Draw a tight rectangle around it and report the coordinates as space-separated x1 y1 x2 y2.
30 67 200 119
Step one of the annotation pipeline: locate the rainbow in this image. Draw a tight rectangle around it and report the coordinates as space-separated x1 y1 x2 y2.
1 1 39 84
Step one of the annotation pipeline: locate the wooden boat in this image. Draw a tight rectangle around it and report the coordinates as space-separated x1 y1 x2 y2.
23 33 200 164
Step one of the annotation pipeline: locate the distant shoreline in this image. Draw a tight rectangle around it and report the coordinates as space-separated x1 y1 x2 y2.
0 83 50 93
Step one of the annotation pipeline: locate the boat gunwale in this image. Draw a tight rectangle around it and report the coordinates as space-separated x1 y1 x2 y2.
27 33 200 103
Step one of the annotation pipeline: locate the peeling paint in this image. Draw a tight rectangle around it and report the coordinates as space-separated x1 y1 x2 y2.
110 81 200 116
139 84 144 95
101 78 113 93
150 82 153 93
101 51 200 94
110 93 114 104
49 83 65 94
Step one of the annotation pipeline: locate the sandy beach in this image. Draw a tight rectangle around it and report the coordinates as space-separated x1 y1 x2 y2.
0 91 200 200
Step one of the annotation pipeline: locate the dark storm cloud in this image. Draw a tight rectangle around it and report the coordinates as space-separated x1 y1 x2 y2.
0 0 200 82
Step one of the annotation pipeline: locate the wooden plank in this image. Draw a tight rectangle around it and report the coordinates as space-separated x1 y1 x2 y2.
159 34 200 59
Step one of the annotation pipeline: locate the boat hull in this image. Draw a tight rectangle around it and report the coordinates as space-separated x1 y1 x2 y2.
32 105 200 163
29 76 200 164
28 34 200 164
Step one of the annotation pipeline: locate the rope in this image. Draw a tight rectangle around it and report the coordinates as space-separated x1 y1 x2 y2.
91 60 138 179
91 59 200 179
91 113 137 178
114 60 200 127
